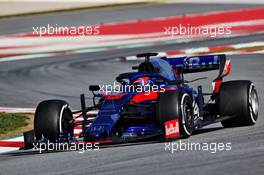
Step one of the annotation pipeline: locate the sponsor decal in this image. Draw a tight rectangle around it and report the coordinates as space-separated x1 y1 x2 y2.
223 59 231 76
212 79 222 93
165 119 180 139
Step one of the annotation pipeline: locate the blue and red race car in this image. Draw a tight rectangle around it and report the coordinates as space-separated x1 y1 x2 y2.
24 53 259 147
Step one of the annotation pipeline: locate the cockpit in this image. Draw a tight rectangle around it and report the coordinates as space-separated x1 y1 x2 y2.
137 57 177 81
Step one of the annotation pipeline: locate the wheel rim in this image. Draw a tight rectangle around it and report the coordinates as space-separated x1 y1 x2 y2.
181 94 194 135
249 87 259 123
60 105 73 138
59 105 68 133
184 104 193 130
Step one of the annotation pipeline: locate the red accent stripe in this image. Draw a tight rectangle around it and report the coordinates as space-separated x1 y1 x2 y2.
0 53 25 58
130 91 158 103
226 62 231 75
130 87 177 103
98 7 264 35
166 50 185 55
0 45 41 50
106 94 125 100
74 125 83 129
134 77 150 83
0 139 113 148
82 140 113 144
9 7 264 37
213 79 223 93
230 23 264 34
208 46 234 52
0 141 24 148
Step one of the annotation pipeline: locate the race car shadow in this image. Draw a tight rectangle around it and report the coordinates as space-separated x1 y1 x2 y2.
2 127 224 157
192 126 223 135
2 140 162 157
2 149 71 157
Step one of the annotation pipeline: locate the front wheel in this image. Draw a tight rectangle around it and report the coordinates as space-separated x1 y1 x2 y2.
34 100 74 141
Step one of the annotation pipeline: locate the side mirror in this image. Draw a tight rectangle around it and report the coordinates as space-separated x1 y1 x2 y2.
89 85 100 91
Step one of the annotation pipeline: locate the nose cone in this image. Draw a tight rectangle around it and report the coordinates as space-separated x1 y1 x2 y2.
84 93 131 142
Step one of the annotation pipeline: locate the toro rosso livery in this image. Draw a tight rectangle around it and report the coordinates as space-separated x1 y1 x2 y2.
24 53 259 147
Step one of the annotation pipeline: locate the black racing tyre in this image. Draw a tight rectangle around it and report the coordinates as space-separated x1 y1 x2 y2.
219 80 259 127
156 90 194 138
34 100 73 141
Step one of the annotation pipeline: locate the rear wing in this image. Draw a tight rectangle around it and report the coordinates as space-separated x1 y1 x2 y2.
166 54 231 93
166 54 224 73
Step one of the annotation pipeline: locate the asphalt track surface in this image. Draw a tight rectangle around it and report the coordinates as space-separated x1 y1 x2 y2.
0 3 264 175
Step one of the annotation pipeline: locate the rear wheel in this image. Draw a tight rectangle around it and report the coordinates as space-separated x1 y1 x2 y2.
219 80 259 127
156 90 194 138
34 100 73 141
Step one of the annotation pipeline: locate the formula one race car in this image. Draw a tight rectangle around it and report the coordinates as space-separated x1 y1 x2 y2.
24 53 259 147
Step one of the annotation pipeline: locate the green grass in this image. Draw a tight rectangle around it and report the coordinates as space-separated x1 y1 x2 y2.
0 113 29 134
